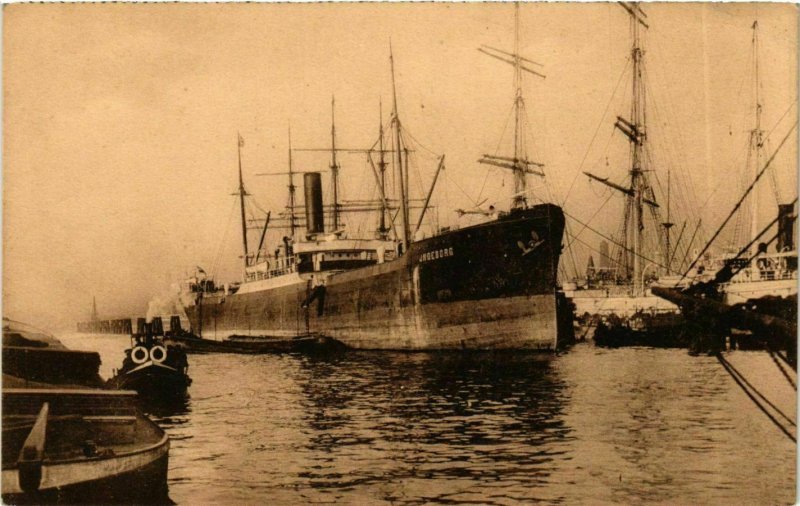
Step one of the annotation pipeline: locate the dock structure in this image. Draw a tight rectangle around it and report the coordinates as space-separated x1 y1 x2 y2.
77 315 186 336
76 318 133 334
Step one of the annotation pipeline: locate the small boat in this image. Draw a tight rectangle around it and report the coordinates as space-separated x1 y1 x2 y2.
107 321 192 397
2 388 170 504
2 319 171 504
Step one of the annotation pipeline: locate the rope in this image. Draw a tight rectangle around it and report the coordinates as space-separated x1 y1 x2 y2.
565 191 616 251
716 352 796 443
679 122 797 285
763 99 797 146
562 56 632 206
563 209 677 274
210 200 238 279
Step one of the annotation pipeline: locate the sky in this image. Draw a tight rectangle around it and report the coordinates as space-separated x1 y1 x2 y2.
3 2 797 331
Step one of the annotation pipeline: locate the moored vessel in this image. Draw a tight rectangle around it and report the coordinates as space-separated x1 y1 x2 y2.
564 2 683 346
107 318 192 397
177 9 573 351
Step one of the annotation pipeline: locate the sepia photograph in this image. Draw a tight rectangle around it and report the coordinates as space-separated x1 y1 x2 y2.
2 1 797 504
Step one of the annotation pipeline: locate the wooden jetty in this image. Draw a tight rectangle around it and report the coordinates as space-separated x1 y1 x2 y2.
76 318 133 335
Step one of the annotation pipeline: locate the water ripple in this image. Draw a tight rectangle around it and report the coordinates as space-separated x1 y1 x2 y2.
57 334 795 505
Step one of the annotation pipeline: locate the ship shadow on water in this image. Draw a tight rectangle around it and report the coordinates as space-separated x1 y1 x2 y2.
139 392 192 420
291 350 575 503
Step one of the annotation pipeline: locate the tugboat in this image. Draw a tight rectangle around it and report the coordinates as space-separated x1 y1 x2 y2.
107 317 191 397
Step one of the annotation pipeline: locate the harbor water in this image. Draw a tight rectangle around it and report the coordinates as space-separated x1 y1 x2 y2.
59 333 796 505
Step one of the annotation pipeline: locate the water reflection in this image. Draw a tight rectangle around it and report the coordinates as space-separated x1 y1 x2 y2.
292 352 573 503
56 333 796 505
141 393 192 422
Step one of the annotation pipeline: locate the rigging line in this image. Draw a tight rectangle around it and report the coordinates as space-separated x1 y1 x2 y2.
476 167 495 206
567 228 626 269
478 101 519 203
445 170 481 208
210 199 238 279
698 139 751 214
642 67 703 228
716 352 796 443
565 191 616 251
679 121 797 284
495 100 519 155
562 222 582 279
249 197 274 218
562 56 633 206
563 208 677 274
762 99 797 146
401 127 442 159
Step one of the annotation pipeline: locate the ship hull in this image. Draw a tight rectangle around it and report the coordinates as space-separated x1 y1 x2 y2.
722 278 797 305
184 204 572 350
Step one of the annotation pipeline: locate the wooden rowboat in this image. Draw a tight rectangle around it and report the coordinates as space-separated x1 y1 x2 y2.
2 388 170 504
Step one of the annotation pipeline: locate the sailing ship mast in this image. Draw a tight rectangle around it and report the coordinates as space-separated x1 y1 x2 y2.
583 2 658 297
628 1 646 296
478 2 546 211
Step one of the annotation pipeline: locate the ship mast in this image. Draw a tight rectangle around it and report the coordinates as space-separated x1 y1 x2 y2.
330 96 341 232
584 2 653 296
629 3 646 296
288 126 297 238
512 2 524 207
237 133 250 269
377 99 389 238
749 20 764 252
390 45 410 252
662 168 673 271
478 2 546 210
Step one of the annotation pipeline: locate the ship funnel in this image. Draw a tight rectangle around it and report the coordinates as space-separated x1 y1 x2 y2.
777 203 796 252
304 172 324 234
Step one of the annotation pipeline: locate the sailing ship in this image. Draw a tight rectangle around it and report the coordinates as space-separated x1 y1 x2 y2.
177 7 573 351
562 2 689 345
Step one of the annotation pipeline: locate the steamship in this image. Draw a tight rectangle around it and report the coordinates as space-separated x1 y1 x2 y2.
177 35 573 350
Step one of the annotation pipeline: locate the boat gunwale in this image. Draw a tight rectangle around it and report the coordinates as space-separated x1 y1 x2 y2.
2 418 169 470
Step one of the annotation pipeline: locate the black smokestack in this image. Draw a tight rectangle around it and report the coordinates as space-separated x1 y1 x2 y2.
777 203 796 252
304 172 324 234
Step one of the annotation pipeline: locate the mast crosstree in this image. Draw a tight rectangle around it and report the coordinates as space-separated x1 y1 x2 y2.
583 1 665 296
478 2 546 210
